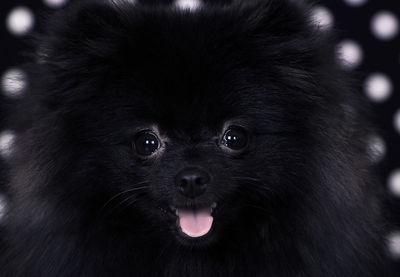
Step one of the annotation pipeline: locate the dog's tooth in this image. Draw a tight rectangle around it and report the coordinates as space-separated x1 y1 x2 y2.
211 202 217 209
175 209 179 216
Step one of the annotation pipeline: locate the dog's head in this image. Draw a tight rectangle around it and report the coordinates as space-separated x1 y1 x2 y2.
17 0 357 247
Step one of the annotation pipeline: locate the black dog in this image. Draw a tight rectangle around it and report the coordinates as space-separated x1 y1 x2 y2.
0 0 396 276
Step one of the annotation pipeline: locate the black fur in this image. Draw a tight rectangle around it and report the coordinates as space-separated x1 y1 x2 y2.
0 0 397 276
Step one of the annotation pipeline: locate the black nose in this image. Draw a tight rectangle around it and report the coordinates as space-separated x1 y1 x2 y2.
175 168 210 199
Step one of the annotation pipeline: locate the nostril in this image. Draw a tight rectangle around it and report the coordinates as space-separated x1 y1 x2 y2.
194 177 203 186
181 178 189 188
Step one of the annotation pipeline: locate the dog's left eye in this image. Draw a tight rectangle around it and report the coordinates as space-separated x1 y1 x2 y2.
221 126 248 151
134 131 161 156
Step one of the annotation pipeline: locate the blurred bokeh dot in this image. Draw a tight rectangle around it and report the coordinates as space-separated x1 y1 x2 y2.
366 134 386 163
311 6 334 30
43 0 69 8
1 68 27 98
371 11 399 41
343 0 368 7
364 73 392 103
388 169 400 198
388 231 400 259
394 109 400 134
6 6 35 36
0 194 7 222
337 40 363 70
175 0 202 11
0 130 16 158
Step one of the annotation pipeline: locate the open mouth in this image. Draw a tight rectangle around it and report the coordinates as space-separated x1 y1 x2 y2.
168 202 217 238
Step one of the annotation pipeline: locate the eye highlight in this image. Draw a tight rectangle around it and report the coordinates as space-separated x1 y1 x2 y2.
133 131 161 156
221 126 248 151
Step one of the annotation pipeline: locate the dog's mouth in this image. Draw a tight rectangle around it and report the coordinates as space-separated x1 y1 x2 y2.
165 203 217 238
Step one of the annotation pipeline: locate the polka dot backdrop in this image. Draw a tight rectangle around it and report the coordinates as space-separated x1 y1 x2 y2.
0 0 399 265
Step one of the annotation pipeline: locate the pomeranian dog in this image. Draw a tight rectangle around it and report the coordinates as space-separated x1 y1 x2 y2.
0 0 397 276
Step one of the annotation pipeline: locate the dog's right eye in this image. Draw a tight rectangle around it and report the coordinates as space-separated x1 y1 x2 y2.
221 126 248 151
133 131 161 156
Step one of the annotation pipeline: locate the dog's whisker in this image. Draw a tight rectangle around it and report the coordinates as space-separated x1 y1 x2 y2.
232 176 275 193
102 182 149 208
99 182 149 217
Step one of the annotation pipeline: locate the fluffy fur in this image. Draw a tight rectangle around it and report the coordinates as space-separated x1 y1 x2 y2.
0 0 396 276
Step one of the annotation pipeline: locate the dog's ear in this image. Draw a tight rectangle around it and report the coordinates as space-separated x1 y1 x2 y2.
35 0 131 71
237 0 314 38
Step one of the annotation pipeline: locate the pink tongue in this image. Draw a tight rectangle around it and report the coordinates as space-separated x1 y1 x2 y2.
178 208 214 238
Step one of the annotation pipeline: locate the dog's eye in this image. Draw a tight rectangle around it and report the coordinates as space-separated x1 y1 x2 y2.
222 126 248 151
134 131 160 156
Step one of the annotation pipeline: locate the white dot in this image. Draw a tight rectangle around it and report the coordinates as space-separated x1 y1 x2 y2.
0 194 7 223
6 6 35 36
343 0 367 7
337 40 364 70
388 231 400 259
175 0 202 11
366 134 386 163
388 169 400 198
311 6 334 30
0 130 16 158
1 68 27 98
43 0 69 8
371 11 399 41
364 73 393 103
109 0 136 6
394 109 400 134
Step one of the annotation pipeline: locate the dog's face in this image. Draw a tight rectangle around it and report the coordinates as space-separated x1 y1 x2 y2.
25 0 330 247
65 50 311 247
82 73 308 246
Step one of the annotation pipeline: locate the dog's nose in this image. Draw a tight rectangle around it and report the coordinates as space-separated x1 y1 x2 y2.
176 168 210 199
